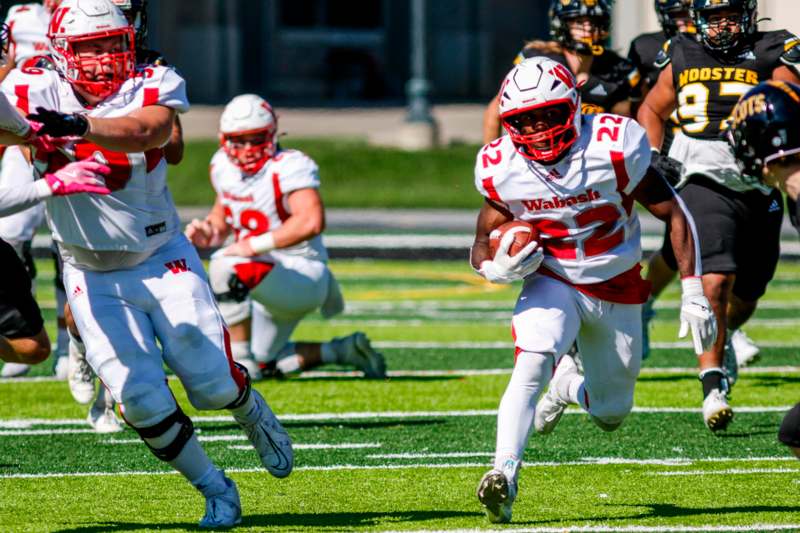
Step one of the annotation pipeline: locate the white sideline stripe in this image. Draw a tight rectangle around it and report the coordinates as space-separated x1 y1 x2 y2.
367 452 494 459
384 525 800 533
323 317 800 327
3 458 798 481
364 455 796 466
345 299 800 311
654 468 800 476
0 406 794 429
4 365 800 384
226 443 379 451
371 340 800 349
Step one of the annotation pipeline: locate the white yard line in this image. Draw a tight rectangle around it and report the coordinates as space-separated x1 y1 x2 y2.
345 300 800 311
0 405 794 429
653 468 800 476
371 340 800 349
227 443 379 451
384 525 800 533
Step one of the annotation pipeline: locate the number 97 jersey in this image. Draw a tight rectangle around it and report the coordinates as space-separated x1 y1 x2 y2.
210 148 328 262
476 115 652 297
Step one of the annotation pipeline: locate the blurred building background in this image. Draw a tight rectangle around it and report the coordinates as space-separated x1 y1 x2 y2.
2 0 799 107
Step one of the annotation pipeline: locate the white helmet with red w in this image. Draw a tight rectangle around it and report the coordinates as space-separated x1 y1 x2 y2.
498 57 582 163
219 94 278 175
48 0 135 99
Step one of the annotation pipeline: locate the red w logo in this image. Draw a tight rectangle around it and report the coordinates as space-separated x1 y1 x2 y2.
49 7 70 35
165 259 190 274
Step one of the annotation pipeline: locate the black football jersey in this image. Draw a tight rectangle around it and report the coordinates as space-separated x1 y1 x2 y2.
657 31 800 140
515 46 639 115
628 31 667 94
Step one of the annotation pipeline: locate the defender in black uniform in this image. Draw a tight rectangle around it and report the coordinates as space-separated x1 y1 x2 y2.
726 81 800 459
482 0 639 143
638 0 800 432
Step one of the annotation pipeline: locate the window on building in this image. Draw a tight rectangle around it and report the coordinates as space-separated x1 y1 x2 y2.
279 0 383 29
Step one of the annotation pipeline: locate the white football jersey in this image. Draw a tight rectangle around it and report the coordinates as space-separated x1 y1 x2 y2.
210 148 328 262
475 114 651 284
5 4 50 64
0 65 189 267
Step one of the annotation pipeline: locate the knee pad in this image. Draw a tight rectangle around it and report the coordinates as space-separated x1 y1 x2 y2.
130 407 194 462
778 403 800 448
186 364 247 411
590 415 625 432
119 381 177 428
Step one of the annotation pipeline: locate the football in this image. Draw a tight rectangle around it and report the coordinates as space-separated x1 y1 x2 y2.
489 220 539 258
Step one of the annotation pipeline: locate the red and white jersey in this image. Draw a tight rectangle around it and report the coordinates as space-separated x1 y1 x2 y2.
475 114 652 298
0 65 189 266
4 4 50 64
210 148 327 262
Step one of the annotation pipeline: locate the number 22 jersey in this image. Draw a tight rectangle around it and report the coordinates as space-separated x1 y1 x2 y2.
475 115 652 303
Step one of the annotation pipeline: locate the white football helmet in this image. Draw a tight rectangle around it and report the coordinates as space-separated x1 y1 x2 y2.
49 0 135 99
219 94 278 175
498 57 582 163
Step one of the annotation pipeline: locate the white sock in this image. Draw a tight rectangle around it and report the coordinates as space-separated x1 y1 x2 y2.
142 425 216 487
229 388 259 424
320 342 337 364
276 355 303 375
230 341 251 361
494 351 550 484
192 465 228 497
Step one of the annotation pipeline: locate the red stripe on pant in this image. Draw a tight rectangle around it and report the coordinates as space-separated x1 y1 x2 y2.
223 327 248 393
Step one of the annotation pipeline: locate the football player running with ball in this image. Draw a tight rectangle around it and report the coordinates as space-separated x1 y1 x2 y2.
638 0 800 431
185 94 386 380
1 1 292 527
471 57 716 524
725 81 800 460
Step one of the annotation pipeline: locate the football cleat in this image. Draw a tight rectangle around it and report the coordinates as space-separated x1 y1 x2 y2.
87 387 122 433
703 388 734 432
67 340 95 404
334 332 387 379
477 469 517 524
730 329 760 368
534 353 578 435
1 363 31 378
199 475 242 529
233 389 293 478
722 336 738 387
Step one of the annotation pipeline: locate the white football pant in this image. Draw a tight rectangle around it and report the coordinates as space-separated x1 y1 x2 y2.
63 234 244 428
496 274 642 465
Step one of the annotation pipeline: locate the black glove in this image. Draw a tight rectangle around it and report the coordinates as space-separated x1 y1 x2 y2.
27 107 89 138
650 149 683 186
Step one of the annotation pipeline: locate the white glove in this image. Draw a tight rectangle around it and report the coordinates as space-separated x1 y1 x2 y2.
479 228 543 284
678 276 717 355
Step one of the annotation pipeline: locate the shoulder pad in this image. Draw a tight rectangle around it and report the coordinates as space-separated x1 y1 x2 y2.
654 39 673 69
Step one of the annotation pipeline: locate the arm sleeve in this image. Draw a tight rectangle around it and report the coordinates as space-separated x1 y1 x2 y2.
0 179 49 217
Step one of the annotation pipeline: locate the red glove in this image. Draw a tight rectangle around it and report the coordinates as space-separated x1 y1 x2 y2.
44 159 112 196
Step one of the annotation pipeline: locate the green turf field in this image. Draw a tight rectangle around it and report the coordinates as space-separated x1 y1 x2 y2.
167 139 483 209
1 259 799 532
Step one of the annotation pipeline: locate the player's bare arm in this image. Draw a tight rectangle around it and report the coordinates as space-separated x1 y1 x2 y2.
632 167 696 278
482 95 502 144
0 328 49 364
164 115 185 165
470 198 512 270
771 65 800 84
86 105 175 153
638 66 677 150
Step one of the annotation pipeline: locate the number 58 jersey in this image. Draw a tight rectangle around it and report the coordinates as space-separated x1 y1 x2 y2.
210 148 328 262
0 65 189 258
475 115 652 293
